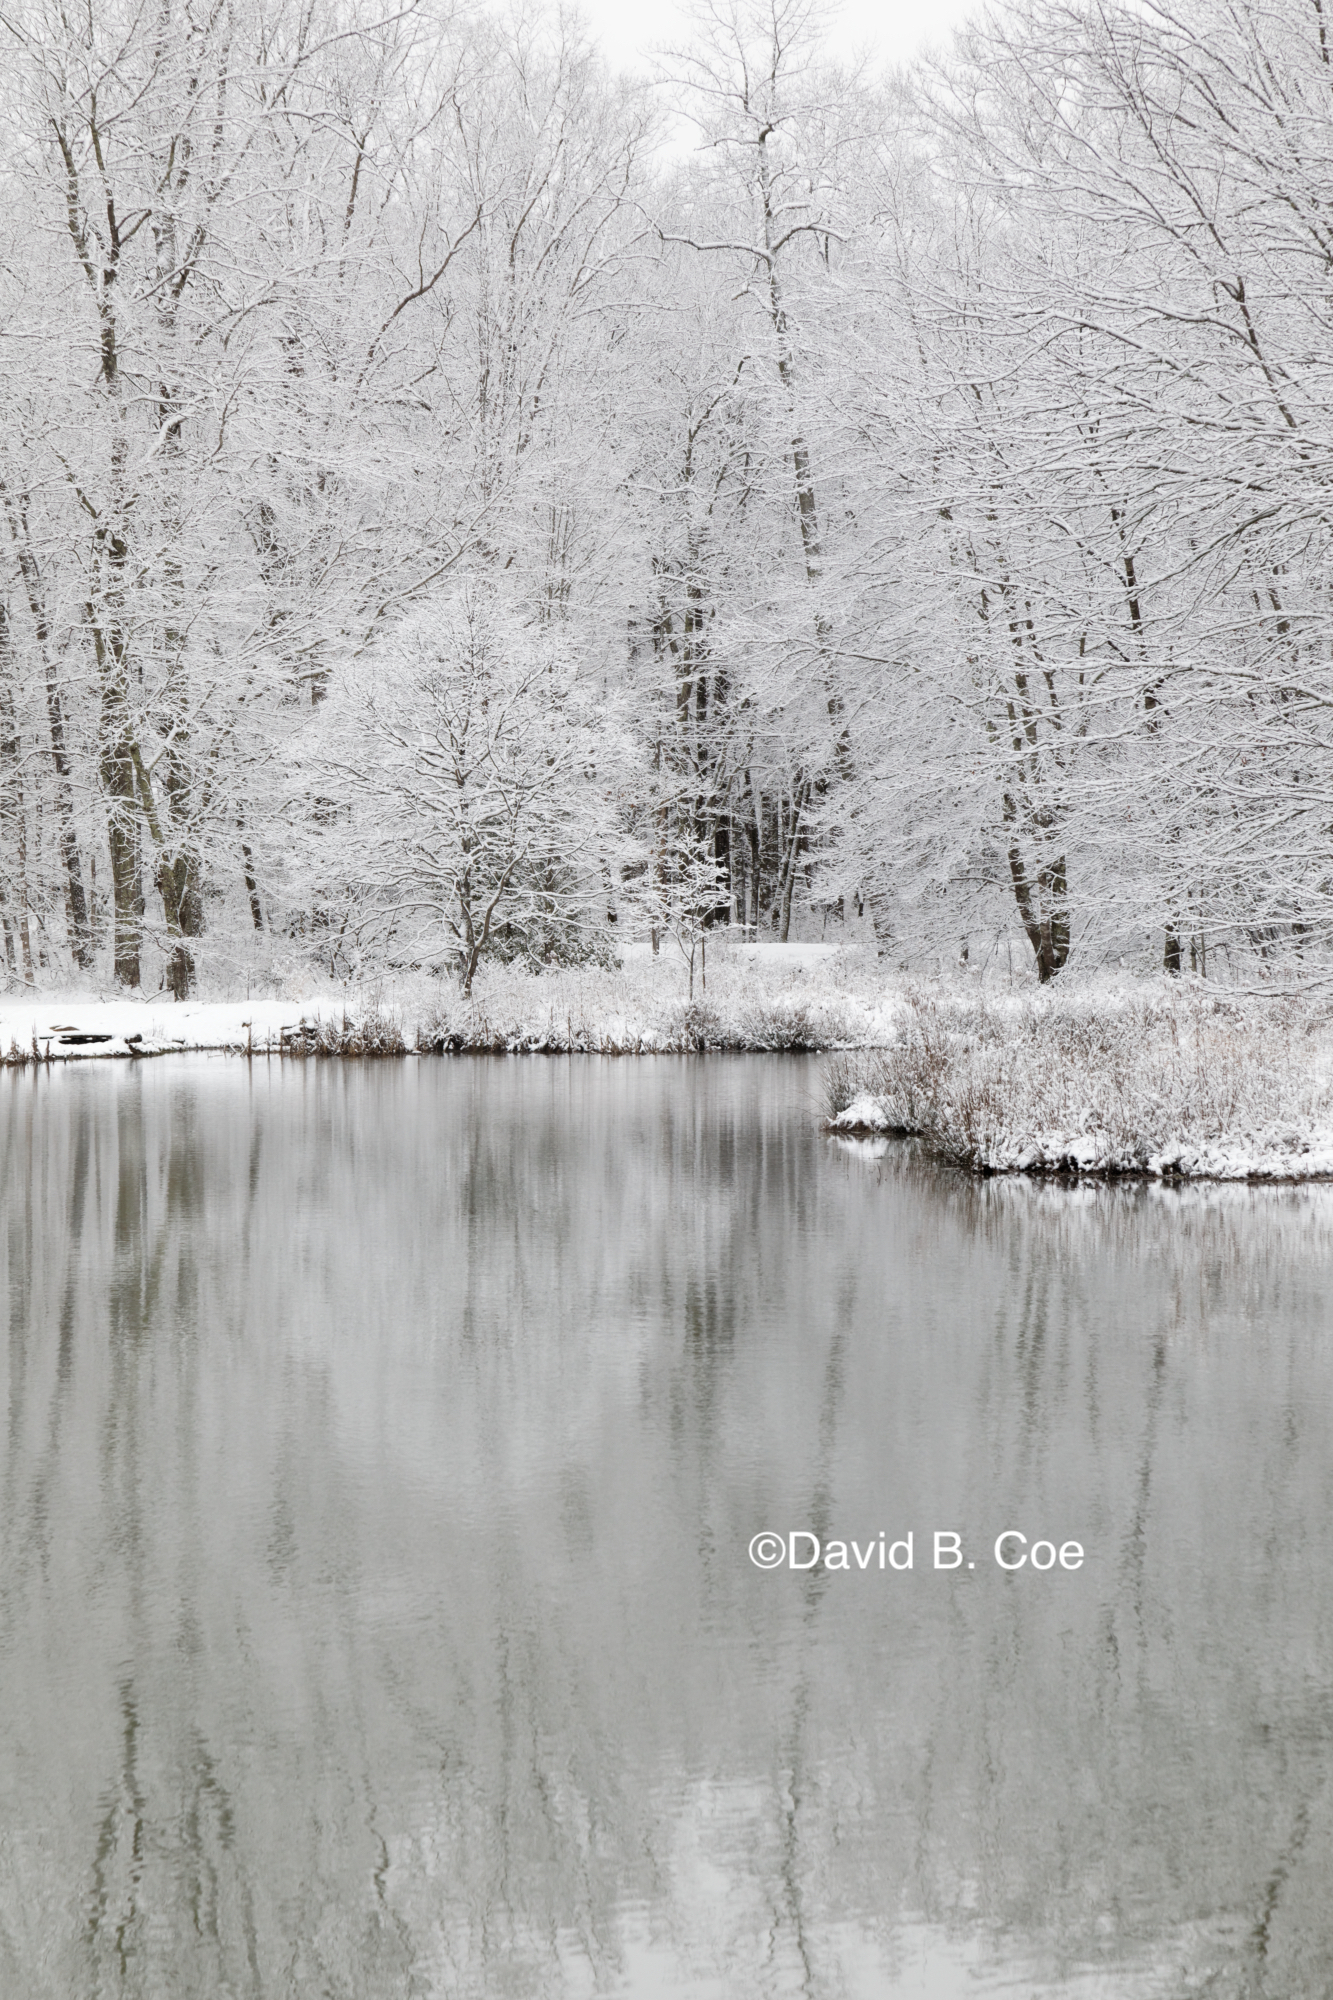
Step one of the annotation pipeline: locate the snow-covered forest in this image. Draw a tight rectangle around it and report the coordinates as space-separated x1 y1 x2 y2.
0 0 1327 998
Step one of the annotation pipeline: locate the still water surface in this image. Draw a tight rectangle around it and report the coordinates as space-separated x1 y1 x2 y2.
2 1055 1332 1998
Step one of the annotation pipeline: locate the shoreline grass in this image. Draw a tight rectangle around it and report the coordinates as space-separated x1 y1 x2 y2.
824 988 1333 1182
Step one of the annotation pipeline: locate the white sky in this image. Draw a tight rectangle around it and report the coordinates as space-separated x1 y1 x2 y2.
574 0 980 79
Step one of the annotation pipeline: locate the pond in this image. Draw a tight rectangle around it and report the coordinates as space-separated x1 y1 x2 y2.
2 1054 1331 1997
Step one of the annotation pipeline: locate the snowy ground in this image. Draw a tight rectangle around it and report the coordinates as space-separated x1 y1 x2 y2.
0 996 329 1063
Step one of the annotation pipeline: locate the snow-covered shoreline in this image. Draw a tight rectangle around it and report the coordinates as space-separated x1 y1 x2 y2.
0 946 887 1063
0 997 331 1064
10 964 1333 1186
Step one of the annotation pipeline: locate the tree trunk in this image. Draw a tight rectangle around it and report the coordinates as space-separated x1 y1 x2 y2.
58 114 150 989
0 646 34 989
104 736 143 988
775 781 809 943
241 838 264 932
2 508 93 967
159 753 204 997
93 455 145 987
744 773 763 933
1008 844 1070 983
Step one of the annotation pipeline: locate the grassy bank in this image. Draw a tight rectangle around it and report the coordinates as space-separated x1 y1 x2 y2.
825 988 1333 1181
0 948 885 1064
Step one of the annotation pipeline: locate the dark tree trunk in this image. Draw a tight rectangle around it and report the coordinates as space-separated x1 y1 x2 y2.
1008 845 1070 983
104 765 143 988
241 840 264 931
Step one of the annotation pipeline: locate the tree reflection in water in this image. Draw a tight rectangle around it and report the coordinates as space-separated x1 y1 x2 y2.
1 1056 1331 1998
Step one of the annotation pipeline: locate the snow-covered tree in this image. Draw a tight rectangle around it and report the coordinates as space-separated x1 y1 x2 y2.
319 593 616 992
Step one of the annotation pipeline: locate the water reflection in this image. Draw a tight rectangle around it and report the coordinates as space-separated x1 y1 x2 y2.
1 1056 1331 1997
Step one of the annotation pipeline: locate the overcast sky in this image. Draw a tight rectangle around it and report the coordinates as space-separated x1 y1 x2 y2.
574 0 979 80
